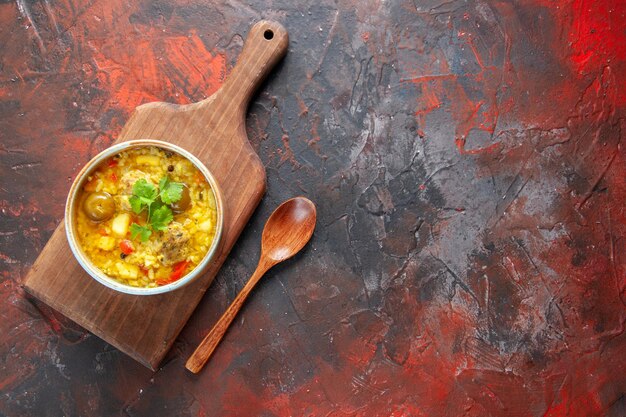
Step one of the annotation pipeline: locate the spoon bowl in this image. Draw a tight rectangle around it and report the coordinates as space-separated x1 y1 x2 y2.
262 197 317 263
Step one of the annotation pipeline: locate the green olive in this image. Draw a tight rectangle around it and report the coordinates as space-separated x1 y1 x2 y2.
83 192 115 221
170 185 191 214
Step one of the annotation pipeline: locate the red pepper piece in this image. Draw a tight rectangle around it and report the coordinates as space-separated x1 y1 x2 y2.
157 260 190 286
119 239 134 255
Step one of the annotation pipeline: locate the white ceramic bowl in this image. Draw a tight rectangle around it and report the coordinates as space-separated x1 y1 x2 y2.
65 139 224 295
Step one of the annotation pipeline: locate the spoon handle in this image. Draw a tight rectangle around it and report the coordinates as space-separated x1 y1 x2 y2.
185 259 272 373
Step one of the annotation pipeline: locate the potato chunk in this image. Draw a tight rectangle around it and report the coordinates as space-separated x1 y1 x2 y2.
136 155 160 166
116 263 139 279
97 236 116 251
111 213 131 237
198 219 213 232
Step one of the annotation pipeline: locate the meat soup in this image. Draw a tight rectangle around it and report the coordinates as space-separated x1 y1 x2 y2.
74 146 218 287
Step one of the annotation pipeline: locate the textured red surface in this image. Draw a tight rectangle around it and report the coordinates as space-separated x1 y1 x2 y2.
1 0 625 416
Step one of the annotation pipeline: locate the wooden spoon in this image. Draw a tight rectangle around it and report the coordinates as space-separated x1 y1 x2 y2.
185 197 317 373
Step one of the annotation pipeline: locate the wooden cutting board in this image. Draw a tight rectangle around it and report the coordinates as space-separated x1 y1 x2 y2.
23 21 288 370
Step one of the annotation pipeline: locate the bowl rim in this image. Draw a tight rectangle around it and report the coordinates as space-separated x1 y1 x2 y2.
65 139 224 296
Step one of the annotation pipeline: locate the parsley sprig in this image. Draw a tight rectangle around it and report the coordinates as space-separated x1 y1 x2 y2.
129 177 184 242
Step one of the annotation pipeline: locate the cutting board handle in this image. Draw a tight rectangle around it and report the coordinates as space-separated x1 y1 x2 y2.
208 20 288 115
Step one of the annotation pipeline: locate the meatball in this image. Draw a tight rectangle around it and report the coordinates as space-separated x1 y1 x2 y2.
157 222 190 266
120 170 149 194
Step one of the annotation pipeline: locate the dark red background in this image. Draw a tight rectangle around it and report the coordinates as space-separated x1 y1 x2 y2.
1 0 625 416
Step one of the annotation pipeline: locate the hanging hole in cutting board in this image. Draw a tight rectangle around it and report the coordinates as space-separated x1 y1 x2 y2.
264 29 274 40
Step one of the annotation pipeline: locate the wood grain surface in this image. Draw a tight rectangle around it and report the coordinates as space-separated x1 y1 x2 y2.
22 20 288 370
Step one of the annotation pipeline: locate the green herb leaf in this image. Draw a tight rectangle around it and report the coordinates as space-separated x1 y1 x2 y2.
158 177 169 194
130 179 158 217
130 223 152 242
150 198 164 211
132 179 157 201
129 195 143 214
128 177 180 241
150 205 173 231
159 176 184 205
